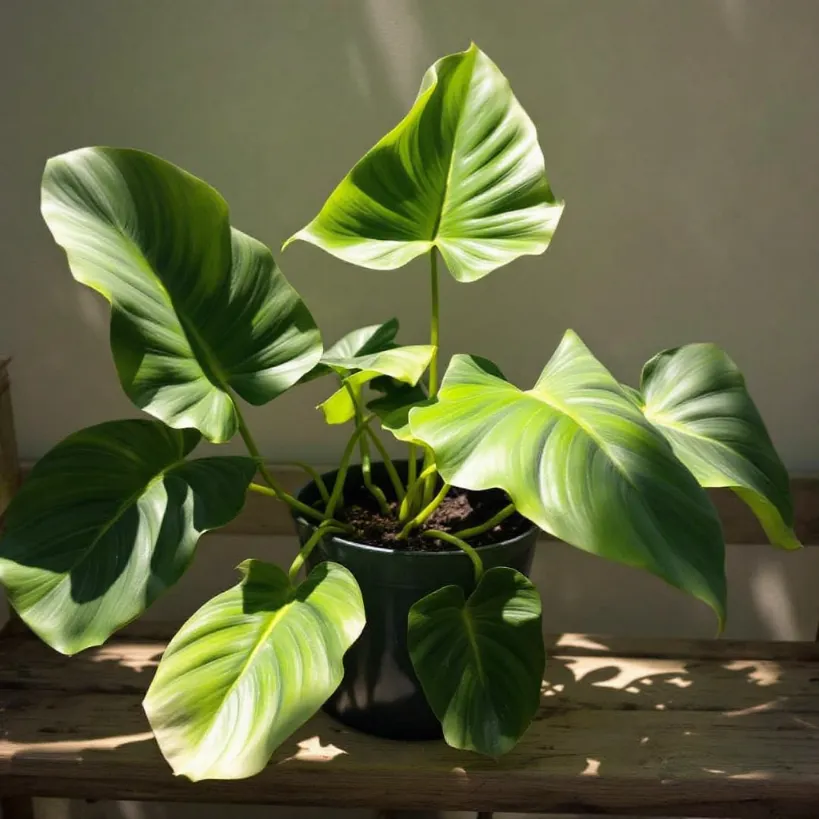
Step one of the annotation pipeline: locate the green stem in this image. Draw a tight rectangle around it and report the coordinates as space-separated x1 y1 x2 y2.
422 249 441 507
285 461 330 505
288 522 346 583
346 381 390 515
397 482 450 540
247 482 333 526
235 406 332 525
455 503 517 540
424 529 484 583
407 443 417 490
365 425 405 501
399 462 438 522
326 415 373 518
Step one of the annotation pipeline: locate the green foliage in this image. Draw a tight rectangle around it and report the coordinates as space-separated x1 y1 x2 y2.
409 332 728 626
0 43 797 779
636 344 800 551
42 147 321 443
287 44 564 283
0 420 255 654
408 567 545 756
144 559 364 780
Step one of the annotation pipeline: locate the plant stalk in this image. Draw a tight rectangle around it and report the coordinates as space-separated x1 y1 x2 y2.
325 414 374 518
422 247 440 506
285 461 330 505
399 462 438 522
397 482 450 540
424 529 484 583
455 503 517 540
235 405 331 524
365 425 405 501
288 521 346 583
346 382 390 515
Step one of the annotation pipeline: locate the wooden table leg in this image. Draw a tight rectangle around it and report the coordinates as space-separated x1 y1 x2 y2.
1 797 35 819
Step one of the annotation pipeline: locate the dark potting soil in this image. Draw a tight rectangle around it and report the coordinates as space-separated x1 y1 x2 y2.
335 481 530 552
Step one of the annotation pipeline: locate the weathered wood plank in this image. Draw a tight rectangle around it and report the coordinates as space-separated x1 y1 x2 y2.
0 690 817 816
1 632 818 816
2 633 818 714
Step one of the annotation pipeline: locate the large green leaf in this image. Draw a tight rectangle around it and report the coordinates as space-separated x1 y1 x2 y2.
408 567 545 756
638 344 799 551
144 559 365 781
0 420 255 654
286 44 564 283
42 147 322 443
318 345 435 424
301 318 399 384
409 331 728 625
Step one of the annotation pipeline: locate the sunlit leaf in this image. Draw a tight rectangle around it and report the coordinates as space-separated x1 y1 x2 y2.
409 331 727 625
408 567 545 756
42 147 321 442
638 343 799 550
318 345 435 424
286 44 564 282
144 559 365 781
301 318 399 384
0 420 255 654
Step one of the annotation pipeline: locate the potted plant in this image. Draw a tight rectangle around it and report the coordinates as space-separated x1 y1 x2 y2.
0 44 799 781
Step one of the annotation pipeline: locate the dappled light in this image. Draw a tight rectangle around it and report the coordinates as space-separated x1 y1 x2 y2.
282 735 347 763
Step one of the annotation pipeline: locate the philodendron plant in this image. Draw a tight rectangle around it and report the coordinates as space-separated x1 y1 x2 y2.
0 45 799 779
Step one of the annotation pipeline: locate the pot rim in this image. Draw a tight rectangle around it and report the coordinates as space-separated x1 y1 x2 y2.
294 511 539 556
293 463 539 557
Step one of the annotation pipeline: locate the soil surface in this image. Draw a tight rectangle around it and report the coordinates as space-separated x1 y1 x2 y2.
335 480 530 552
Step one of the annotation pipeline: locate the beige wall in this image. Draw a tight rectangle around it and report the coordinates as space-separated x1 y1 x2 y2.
2 2 819 818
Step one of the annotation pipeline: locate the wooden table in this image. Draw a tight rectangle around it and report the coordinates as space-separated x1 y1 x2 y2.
1 625 817 818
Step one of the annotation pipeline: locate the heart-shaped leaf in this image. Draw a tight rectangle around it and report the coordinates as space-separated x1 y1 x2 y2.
638 344 800 550
301 318 400 384
318 345 435 424
286 44 564 283
42 147 322 443
0 420 255 654
409 331 728 625
408 567 545 756
144 559 365 781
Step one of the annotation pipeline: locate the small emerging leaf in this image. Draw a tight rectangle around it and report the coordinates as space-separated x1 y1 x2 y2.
408 567 545 756
639 344 800 551
42 147 322 442
409 331 728 626
0 420 255 654
287 44 564 283
301 318 399 384
319 345 435 424
144 559 365 781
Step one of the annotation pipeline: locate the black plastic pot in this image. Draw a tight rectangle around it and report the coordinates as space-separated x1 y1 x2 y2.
293 461 538 741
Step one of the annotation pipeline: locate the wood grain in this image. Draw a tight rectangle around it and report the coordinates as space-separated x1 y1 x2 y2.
1 628 818 816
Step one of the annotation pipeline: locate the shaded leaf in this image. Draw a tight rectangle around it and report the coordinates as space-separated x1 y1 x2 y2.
408 567 545 756
0 420 255 654
144 559 365 781
287 44 564 283
368 382 429 443
409 331 727 625
42 147 321 442
639 343 799 550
